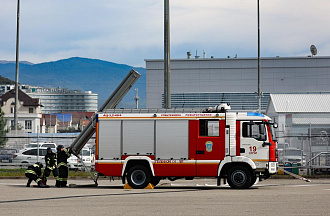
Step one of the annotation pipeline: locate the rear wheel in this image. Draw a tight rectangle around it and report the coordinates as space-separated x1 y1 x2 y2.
127 165 151 189
227 166 252 189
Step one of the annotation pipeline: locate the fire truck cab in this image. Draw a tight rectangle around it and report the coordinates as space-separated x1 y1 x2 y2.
95 105 278 189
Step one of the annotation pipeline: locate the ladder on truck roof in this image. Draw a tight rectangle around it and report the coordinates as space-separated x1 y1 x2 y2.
102 108 205 113
70 69 141 155
102 103 231 114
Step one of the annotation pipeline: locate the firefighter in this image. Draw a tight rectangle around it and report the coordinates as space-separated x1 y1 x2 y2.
44 147 59 186
56 145 71 187
25 162 45 187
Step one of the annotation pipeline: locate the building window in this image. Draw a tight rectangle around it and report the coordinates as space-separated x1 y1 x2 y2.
29 108 33 113
25 120 32 130
11 120 14 127
11 107 14 113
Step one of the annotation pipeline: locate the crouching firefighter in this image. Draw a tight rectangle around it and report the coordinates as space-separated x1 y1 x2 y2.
25 162 46 188
56 145 71 187
43 147 59 186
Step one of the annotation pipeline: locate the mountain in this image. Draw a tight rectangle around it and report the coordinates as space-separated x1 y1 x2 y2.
0 75 15 85
0 57 146 108
0 60 34 65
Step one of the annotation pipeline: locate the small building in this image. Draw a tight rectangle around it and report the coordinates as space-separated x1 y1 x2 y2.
40 114 59 133
0 89 42 133
266 93 330 163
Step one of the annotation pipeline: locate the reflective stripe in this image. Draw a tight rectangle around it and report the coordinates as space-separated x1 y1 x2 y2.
57 162 67 168
25 170 36 175
57 177 67 181
47 165 56 170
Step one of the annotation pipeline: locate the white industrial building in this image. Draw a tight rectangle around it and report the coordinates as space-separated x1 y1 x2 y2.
266 94 330 165
145 56 330 111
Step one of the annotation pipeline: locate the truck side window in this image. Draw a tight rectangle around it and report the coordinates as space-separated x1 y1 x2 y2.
199 120 219 137
242 122 266 141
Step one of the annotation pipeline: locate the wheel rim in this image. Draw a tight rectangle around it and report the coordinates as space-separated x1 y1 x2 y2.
131 170 146 186
231 170 247 186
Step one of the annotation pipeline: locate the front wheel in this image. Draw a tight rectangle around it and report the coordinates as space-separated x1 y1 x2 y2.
227 166 252 189
127 165 151 189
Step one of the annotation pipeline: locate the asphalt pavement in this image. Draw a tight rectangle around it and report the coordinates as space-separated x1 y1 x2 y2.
0 178 329 216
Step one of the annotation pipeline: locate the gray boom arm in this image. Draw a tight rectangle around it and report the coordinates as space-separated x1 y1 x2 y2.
69 69 141 155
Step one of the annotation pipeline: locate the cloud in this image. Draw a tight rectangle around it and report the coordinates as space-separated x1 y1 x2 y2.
1 0 330 67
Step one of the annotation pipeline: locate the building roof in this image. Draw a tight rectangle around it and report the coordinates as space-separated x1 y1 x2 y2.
0 89 41 107
268 94 330 113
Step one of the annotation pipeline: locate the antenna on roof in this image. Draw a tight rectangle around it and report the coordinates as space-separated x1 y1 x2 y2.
310 45 317 56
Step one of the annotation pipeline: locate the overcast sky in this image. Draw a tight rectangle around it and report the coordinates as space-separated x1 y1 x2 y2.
1 0 330 67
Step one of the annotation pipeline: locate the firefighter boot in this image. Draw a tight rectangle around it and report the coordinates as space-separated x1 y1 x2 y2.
26 179 32 187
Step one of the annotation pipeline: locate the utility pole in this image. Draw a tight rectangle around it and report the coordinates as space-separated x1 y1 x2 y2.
14 0 20 131
164 0 171 108
257 0 262 113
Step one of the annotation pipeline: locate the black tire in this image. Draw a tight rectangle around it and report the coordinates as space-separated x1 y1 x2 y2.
227 166 252 189
127 165 151 189
150 177 161 186
249 175 257 187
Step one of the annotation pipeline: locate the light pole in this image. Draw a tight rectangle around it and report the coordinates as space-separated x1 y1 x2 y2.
164 0 171 108
257 0 262 113
14 0 20 131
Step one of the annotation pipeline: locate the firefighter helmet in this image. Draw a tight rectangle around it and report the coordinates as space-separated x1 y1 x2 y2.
57 145 64 152
36 162 43 168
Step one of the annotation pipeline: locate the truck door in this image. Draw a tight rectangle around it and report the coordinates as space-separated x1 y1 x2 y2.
238 121 270 163
195 119 225 176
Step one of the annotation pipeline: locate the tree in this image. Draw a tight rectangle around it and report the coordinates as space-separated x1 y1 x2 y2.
0 107 8 148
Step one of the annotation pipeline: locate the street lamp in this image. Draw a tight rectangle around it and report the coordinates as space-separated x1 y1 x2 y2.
164 0 171 109
14 0 20 131
257 0 262 113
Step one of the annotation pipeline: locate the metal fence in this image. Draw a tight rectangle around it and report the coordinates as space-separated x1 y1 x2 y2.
1 132 330 176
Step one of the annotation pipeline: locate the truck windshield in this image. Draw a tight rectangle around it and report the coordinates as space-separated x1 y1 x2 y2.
242 122 266 141
82 150 90 156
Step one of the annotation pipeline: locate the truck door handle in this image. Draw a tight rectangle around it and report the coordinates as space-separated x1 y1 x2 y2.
262 142 271 147
196 150 205 154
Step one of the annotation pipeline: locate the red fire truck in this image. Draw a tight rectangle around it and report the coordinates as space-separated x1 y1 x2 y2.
94 104 278 189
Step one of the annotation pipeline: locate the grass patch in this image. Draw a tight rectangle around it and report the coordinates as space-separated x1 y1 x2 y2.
0 169 26 177
0 168 94 178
